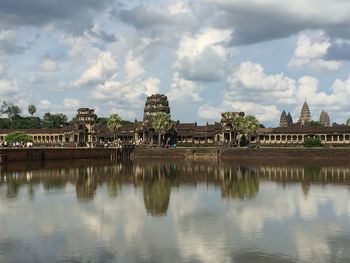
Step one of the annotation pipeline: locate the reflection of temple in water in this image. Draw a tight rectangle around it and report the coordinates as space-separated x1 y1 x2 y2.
1 161 350 215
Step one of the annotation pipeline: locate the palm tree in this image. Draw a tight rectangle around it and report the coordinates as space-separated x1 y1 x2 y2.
152 112 172 147
243 115 260 144
28 104 36 116
107 113 123 145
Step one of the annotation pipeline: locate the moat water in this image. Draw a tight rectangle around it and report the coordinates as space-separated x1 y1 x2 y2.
0 159 350 263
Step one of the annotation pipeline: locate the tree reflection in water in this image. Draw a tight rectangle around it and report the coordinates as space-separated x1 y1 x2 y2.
1 160 350 216
220 165 259 200
142 165 173 217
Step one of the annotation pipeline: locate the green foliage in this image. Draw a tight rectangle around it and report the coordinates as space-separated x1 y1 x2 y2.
309 121 323 127
42 113 68 128
244 115 260 135
107 113 123 133
5 131 32 144
143 179 171 216
304 136 322 147
0 101 21 120
152 112 172 135
228 115 259 147
28 104 36 116
96 117 108 126
152 112 172 146
12 117 42 129
0 118 11 128
347 118 350 127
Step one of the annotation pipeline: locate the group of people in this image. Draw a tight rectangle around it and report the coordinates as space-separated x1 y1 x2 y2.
0 141 34 148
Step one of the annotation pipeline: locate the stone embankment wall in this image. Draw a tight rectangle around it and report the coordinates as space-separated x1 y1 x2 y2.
132 147 350 161
1 147 350 163
0 148 117 162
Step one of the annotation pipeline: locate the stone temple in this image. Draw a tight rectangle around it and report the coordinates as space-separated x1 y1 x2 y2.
143 94 170 125
1 95 350 148
298 102 312 126
279 110 293 128
319 111 330 127
279 102 330 128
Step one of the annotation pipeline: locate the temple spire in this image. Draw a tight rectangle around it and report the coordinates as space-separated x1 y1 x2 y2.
299 101 311 126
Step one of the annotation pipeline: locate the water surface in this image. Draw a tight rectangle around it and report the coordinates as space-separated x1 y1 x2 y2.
0 160 349 263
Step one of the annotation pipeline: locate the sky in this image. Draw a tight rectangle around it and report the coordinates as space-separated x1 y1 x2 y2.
1 0 350 127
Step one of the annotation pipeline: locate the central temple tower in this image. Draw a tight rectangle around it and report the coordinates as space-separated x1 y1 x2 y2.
298 102 312 126
143 94 170 125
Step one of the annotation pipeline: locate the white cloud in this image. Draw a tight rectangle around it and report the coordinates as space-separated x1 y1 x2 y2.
38 99 51 111
37 98 81 116
89 53 160 119
124 52 146 80
288 34 342 72
39 59 58 72
227 61 297 105
174 28 232 81
72 51 117 88
167 72 202 102
63 98 81 110
198 60 350 124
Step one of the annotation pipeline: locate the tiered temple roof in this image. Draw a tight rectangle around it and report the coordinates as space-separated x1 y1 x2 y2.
143 94 170 126
320 111 330 127
279 111 288 127
299 102 312 126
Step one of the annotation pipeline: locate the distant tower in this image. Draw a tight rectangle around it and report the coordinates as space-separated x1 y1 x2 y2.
319 111 330 127
286 112 293 126
143 94 170 125
279 110 288 127
299 102 312 126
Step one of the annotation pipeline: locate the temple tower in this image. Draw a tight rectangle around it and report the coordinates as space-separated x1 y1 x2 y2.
287 112 293 126
74 108 97 145
319 111 330 127
299 102 312 126
143 94 170 125
279 110 288 127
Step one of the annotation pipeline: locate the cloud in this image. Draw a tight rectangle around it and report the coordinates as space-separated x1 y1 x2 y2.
209 0 350 45
0 0 115 34
119 5 172 30
90 53 160 119
37 98 81 116
174 28 232 82
72 51 117 88
167 73 202 102
198 60 350 124
227 61 297 105
288 34 341 72
39 59 58 72
325 41 350 61
0 29 27 54
63 98 80 110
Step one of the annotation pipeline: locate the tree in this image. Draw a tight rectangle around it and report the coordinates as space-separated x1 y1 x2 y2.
152 112 172 147
230 115 244 146
304 136 322 147
347 118 350 126
12 116 42 129
0 101 21 120
309 121 322 126
42 112 68 128
244 115 260 144
28 104 36 116
231 115 259 147
107 113 123 144
5 131 32 144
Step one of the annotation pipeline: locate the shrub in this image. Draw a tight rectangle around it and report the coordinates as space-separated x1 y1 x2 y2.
5 131 32 144
303 136 322 147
